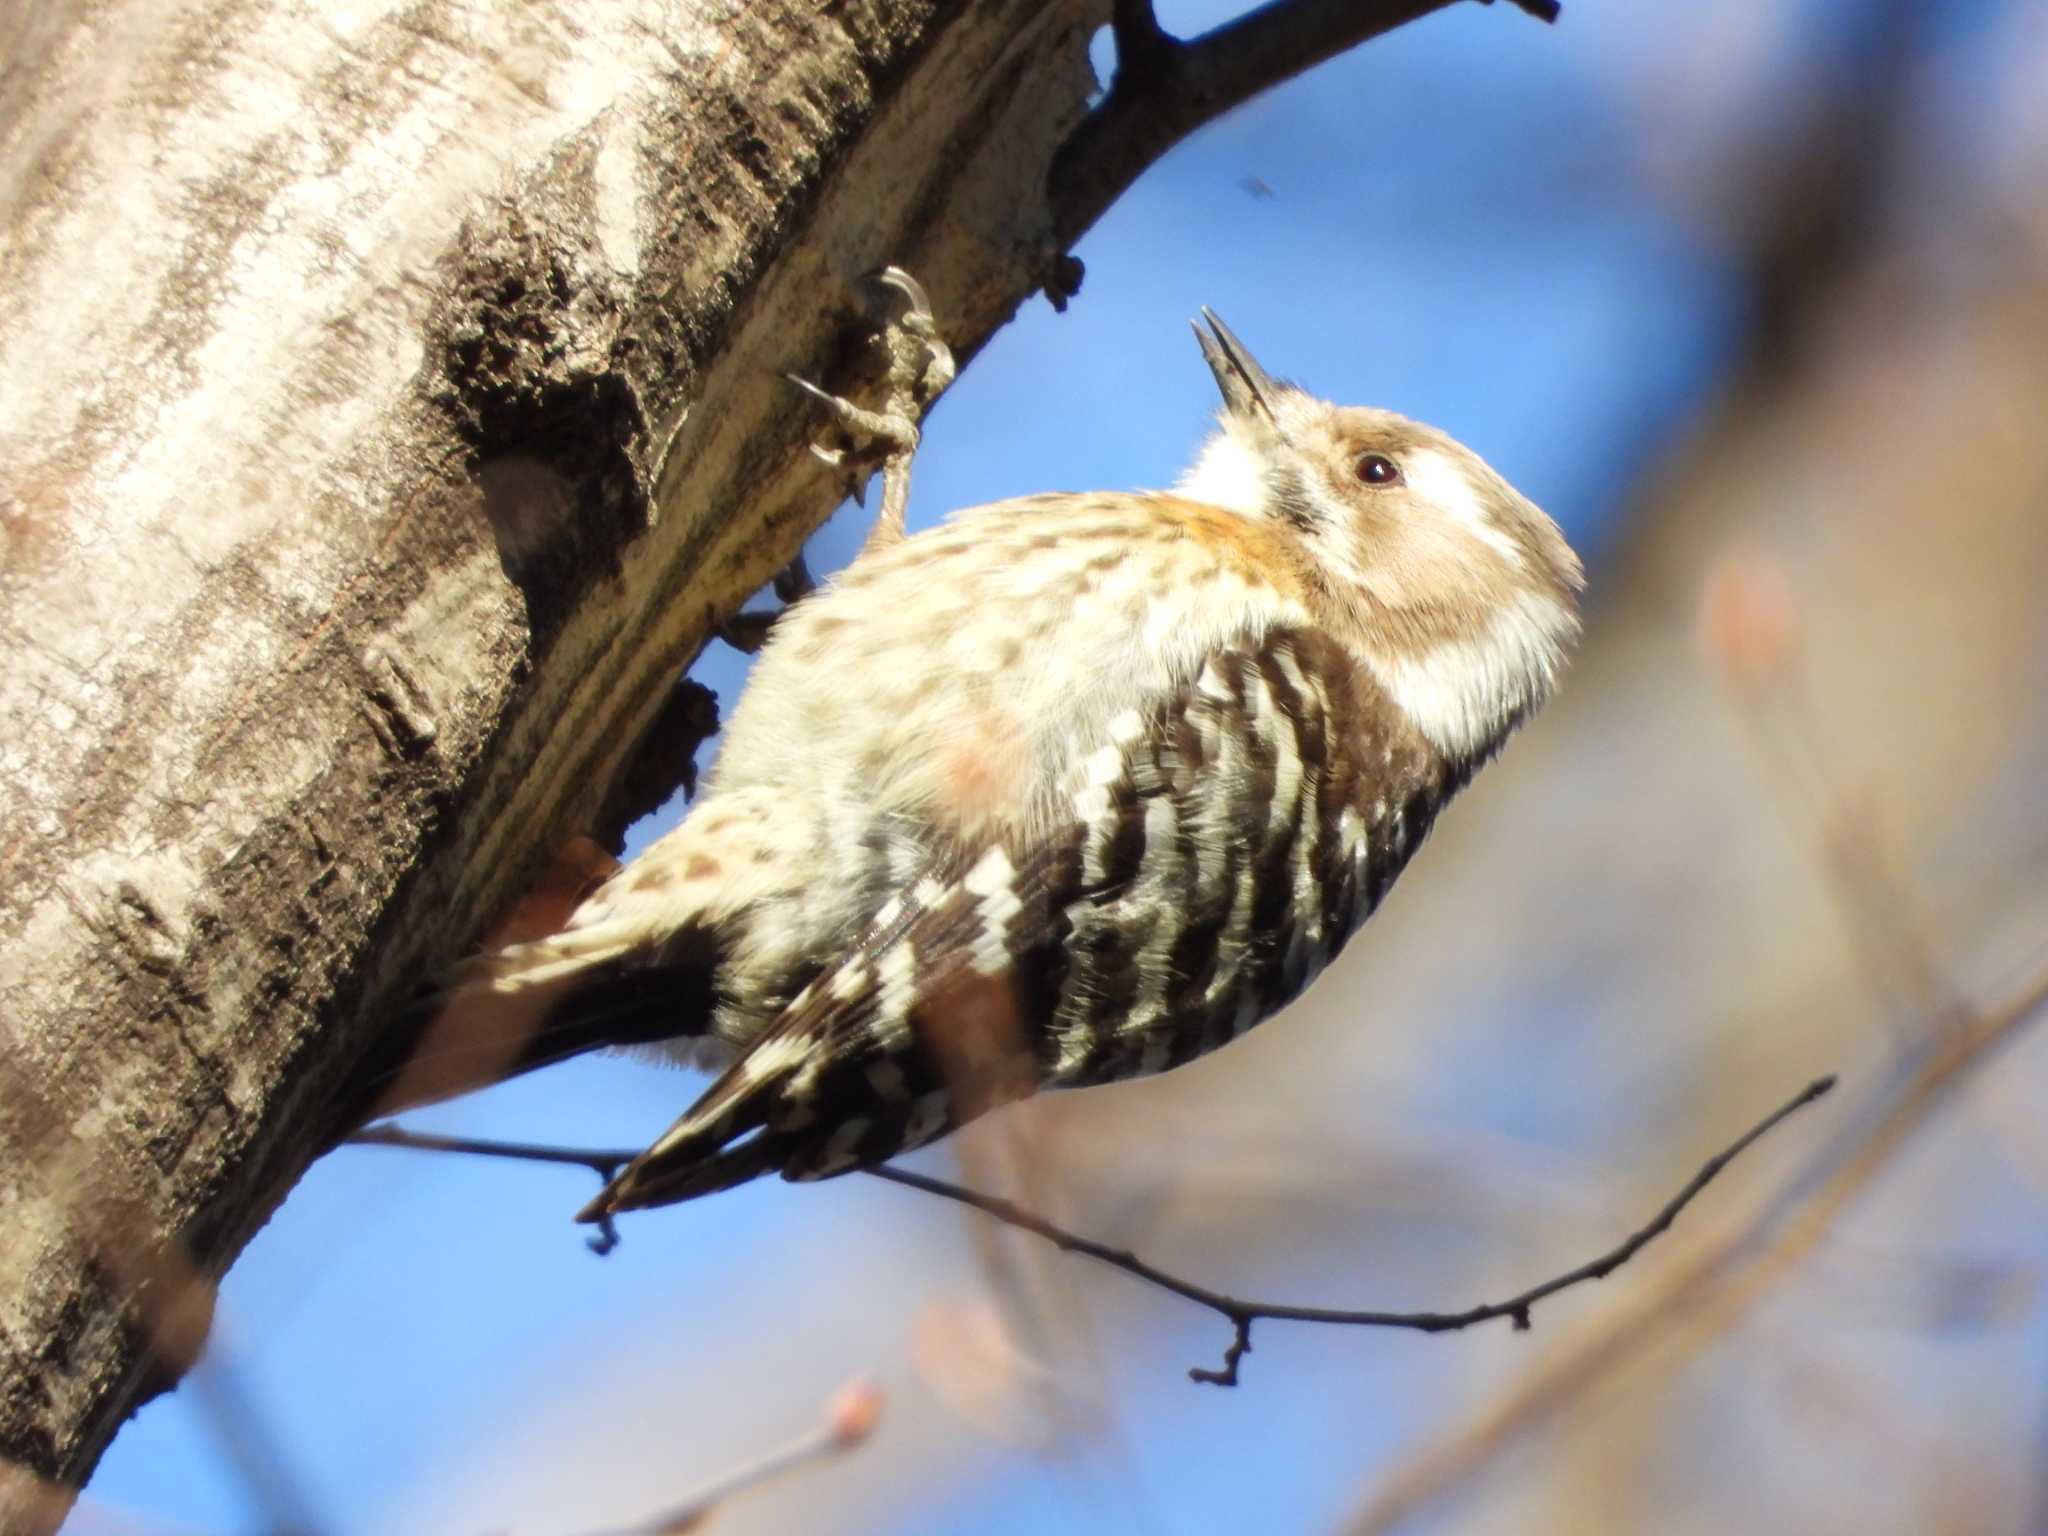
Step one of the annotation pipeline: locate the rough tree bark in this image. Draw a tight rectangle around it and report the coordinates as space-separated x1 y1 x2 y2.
0 0 1540 1523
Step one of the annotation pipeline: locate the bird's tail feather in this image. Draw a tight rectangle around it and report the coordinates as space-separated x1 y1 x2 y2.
332 921 724 1142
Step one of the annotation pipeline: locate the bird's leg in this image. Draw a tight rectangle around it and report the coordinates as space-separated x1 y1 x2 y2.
791 266 956 556
722 268 954 652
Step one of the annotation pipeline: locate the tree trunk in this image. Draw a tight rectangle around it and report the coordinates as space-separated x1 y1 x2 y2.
0 0 1502 1521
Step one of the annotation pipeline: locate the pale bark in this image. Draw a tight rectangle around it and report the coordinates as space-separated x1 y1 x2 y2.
0 0 1523 1518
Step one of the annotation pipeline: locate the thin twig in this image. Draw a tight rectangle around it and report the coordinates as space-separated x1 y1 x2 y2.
347 1124 629 1255
347 1074 1832 1388
346 1123 632 1177
870 1078 1830 1385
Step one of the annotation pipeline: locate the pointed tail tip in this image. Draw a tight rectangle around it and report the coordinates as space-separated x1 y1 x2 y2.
574 1184 622 1224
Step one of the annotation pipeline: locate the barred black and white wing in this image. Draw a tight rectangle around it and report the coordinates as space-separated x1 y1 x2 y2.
583 627 1449 1218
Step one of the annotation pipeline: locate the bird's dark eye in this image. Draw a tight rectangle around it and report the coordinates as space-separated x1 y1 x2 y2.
1355 453 1402 486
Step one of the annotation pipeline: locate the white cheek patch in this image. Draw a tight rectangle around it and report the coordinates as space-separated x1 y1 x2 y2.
1404 449 1523 568
1374 588 1576 761
1175 421 1268 517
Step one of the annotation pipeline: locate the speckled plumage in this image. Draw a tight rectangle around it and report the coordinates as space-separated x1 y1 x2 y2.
443 314 1584 1217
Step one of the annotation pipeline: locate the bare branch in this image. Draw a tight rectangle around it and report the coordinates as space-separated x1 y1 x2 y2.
347 1125 628 1257
345 1124 631 1178
868 1077 1831 1385
348 1074 1831 1388
1049 0 1560 248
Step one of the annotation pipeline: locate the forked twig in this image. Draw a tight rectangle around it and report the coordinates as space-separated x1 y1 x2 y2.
347 1074 1833 1387
347 1123 628 1256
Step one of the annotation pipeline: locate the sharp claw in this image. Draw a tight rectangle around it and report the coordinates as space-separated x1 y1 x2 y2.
782 267 948 543
783 371 836 406
865 265 934 322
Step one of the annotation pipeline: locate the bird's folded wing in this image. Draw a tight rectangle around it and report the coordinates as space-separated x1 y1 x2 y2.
583 624 1393 1217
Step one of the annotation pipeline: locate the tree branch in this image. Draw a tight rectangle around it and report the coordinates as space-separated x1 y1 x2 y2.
347 1124 631 1257
1048 0 1561 250
867 1077 1829 1385
348 1074 1831 1388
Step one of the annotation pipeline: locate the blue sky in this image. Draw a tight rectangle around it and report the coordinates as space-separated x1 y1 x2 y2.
79 1 2035 1531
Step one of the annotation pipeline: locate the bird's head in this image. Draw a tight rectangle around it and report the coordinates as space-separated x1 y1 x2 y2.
1177 310 1585 763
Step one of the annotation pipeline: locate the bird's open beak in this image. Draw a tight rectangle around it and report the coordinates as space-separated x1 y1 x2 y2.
1193 308 1283 424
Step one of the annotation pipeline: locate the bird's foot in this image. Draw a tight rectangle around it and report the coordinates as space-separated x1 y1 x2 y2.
786 266 956 556
726 269 953 654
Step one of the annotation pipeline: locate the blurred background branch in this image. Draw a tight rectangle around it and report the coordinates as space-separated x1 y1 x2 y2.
1346 953 2048 1533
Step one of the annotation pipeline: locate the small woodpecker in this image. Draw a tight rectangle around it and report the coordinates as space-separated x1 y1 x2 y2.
395 291 1584 1219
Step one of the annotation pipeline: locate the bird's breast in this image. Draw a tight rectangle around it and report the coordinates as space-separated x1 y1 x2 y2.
1034 629 1448 1090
